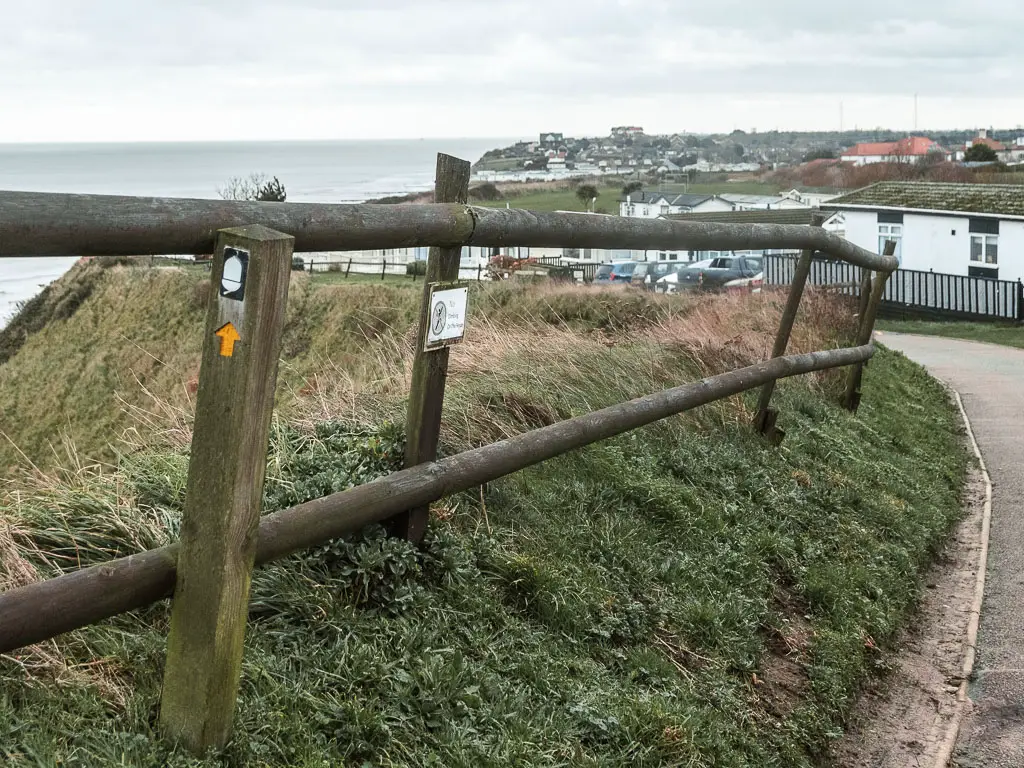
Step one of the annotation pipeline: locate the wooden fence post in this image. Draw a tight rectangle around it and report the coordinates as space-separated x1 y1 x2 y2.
843 240 896 412
345 258 352 278
389 153 471 542
856 267 872 321
382 260 387 281
159 225 294 752
754 211 825 442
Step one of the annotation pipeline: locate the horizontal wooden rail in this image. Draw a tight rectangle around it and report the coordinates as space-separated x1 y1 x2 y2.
0 191 897 272
0 343 872 654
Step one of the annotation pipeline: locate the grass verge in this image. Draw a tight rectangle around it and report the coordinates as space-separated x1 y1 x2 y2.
877 319 1024 349
0 281 968 766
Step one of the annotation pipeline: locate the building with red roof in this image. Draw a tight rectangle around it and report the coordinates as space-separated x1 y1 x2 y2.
840 136 946 166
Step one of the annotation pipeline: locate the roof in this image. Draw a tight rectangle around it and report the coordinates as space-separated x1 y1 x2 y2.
841 136 945 158
619 191 713 207
842 142 898 157
968 136 1006 151
662 209 819 225
825 182 1024 217
719 193 786 205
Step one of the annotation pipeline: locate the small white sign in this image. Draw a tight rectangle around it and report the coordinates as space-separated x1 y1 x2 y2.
424 284 468 351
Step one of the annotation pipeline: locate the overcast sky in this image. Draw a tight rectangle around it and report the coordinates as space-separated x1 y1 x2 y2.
3 0 1022 143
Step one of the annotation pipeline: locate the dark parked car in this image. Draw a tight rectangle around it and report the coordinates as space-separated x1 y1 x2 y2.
671 255 763 292
593 261 639 285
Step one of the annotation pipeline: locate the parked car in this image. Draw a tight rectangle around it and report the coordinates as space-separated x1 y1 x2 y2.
667 255 763 293
723 271 764 294
592 261 639 285
654 260 714 294
630 261 678 290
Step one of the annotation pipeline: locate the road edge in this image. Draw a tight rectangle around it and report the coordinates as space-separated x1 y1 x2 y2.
933 390 993 768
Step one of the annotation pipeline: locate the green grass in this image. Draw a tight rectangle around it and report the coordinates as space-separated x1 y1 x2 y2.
476 184 625 216
877 319 1024 349
0 266 424 471
474 180 783 218
0 287 968 768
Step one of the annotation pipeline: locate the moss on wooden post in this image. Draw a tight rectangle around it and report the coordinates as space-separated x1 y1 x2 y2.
159 225 293 752
389 154 471 542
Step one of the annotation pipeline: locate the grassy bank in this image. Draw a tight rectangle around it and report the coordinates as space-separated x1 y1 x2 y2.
878 319 1024 349
0 270 968 766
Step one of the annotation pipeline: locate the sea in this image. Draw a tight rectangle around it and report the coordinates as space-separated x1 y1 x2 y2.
0 138 513 326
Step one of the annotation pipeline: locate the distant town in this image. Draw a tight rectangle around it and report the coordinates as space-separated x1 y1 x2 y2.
472 126 1024 184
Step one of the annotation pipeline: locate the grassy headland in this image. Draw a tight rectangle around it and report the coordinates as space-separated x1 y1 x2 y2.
0 269 968 766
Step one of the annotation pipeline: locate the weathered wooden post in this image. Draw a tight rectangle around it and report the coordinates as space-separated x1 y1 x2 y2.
381 260 387 281
843 240 896 412
345 258 353 278
389 154 471 542
160 225 293 752
753 211 826 442
856 267 872 321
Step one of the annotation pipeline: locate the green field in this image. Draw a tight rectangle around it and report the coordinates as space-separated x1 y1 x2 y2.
0 268 970 766
475 180 784 216
877 320 1024 349
476 184 627 215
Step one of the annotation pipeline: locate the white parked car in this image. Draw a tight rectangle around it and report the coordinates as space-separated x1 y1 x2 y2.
654 260 714 294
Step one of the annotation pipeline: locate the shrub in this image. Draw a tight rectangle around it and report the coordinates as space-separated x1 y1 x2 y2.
291 257 306 271
469 183 503 201
407 260 427 277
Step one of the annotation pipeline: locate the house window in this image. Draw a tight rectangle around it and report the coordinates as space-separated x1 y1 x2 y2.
627 205 635 216
877 223 903 261
660 205 670 215
658 252 667 261
970 235 998 265
969 218 999 266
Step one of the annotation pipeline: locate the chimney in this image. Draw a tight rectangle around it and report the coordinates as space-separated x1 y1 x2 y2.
979 128 989 139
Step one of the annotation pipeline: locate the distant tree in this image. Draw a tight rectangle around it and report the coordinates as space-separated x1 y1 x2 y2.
964 143 998 162
622 181 643 196
802 147 836 162
218 173 288 202
733 144 745 159
256 176 287 202
576 184 599 209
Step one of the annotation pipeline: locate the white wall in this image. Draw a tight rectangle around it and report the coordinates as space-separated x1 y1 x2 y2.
999 221 1024 280
692 198 735 213
840 210 1024 280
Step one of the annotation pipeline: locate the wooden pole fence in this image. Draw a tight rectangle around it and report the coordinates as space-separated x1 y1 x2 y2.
0 344 873 655
0 190 896 272
159 225 293 752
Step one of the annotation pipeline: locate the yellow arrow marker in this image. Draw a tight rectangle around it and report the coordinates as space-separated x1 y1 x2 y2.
215 322 241 357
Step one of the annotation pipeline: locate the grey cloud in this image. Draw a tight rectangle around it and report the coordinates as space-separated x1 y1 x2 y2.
0 0 1020 140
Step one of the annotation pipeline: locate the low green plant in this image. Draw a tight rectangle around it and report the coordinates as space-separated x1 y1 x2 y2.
0 346 968 767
